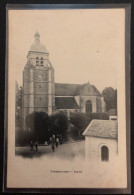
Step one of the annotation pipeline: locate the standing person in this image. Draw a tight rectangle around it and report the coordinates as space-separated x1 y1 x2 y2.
50 137 52 144
35 142 38 152
56 137 59 148
59 135 62 145
52 134 55 141
51 141 55 152
57 134 59 139
30 141 34 151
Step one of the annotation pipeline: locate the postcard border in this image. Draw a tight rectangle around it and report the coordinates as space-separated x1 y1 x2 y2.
3 3 131 194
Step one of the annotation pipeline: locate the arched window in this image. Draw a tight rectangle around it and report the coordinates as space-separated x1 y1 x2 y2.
86 100 92 114
101 146 109 161
36 57 39 66
40 57 43 66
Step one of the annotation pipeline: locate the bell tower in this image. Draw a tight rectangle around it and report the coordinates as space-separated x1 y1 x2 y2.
22 32 55 130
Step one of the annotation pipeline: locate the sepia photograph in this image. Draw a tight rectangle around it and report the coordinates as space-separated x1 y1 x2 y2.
15 30 117 160
4 4 130 192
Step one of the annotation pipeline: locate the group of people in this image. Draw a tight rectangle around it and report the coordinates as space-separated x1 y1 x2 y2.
50 134 62 152
30 134 62 152
30 141 38 152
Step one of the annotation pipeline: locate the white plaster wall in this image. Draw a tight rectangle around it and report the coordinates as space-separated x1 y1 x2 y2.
85 136 118 162
109 116 117 120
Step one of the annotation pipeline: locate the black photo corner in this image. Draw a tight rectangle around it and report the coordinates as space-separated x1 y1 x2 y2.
0 0 133 194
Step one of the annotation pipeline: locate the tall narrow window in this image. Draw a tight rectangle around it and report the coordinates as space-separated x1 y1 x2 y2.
101 146 109 161
36 57 39 66
39 97 41 106
39 85 42 92
40 57 43 66
86 100 92 114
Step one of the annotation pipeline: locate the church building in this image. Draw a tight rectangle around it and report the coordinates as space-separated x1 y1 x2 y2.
22 32 105 129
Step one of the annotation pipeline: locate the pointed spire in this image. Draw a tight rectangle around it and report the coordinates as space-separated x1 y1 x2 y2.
34 31 40 43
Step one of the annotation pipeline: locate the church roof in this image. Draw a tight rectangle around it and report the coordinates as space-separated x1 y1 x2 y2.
55 83 81 96
55 97 80 109
83 119 118 139
29 32 48 54
55 83 101 96
29 43 48 53
90 85 102 96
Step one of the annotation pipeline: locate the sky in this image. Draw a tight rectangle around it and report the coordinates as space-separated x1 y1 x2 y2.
8 9 125 92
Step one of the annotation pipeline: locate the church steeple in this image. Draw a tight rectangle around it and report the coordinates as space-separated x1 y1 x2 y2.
28 32 48 57
34 31 40 43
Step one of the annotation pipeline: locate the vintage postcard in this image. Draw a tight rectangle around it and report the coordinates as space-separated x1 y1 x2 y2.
4 4 130 193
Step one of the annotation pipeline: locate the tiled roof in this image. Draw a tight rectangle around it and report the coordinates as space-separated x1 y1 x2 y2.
55 83 81 96
55 97 80 109
91 85 102 96
83 119 118 139
107 109 117 116
55 83 101 96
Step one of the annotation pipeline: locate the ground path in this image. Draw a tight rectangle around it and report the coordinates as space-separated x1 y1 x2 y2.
16 140 85 160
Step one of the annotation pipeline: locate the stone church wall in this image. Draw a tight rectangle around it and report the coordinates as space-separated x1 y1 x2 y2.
80 96 97 113
34 95 48 107
28 52 49 66
23 94 29 107
34 82 48 94
34 69 48 82
100 97 106 112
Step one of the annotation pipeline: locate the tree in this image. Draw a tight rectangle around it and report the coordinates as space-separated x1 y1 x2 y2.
70 112 109 139
16 82 23 107
15 82 23 130
50 112 68 138
15 130 31 146
70 112 91 136
102 87 117 111
114 89 117 109
26 112 50 142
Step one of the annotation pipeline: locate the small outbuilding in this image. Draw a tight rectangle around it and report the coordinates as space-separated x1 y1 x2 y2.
83 119 118 162
107 109 117 121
